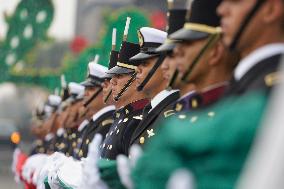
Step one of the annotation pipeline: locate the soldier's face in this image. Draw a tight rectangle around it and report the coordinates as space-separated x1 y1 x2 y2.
161 52 178 82
175 39 208 81
110 74 132 99
102 79 111 99
217 0 259 50
83 87 97 104
136 57 166 92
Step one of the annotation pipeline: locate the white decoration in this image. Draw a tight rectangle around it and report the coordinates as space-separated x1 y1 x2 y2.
23 25 33 39
36 10 47 23
10 36 19 48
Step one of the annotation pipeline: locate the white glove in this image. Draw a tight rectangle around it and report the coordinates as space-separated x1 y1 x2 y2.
80 134 108 189
117 144 143 189
37 152 67 189
166 169 195 189
22 154 48 184
57 157 84 189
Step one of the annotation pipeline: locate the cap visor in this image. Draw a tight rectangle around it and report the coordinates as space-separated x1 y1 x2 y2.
81 78 101 87
106 66 134 75
102 73 113 79
130 52 158 63
169 28 209 41
155 42 177 53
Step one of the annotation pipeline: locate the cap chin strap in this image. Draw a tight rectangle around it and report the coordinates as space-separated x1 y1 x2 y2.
167 69 179 90
229 0 265 51
114 72 137 101
83 87 103 107
137 54 166 91
181 30 221 82
103 90 112 104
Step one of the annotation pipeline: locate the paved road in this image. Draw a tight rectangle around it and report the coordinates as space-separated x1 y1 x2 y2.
0 146 23 189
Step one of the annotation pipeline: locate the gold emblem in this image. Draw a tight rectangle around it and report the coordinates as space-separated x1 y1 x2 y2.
147 129 155 138
140 137 145 144
191 99 198 108
175 103 183 112
137 30 144 47
264 72 281 87
164 110 175 118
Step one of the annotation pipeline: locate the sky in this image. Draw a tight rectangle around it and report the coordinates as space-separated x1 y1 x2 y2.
0 0 77 41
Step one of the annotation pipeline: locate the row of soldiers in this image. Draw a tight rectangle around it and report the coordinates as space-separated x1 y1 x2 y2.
12 0 284 188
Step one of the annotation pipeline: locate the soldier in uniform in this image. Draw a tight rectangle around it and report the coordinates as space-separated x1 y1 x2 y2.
62 82 85 156
74 58 116 159
132 0 284 188
100 40 149 160
128 27 180 147
217 0 284 94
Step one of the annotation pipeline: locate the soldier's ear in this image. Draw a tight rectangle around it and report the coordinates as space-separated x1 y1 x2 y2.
207 41 224 66
263 0 284 24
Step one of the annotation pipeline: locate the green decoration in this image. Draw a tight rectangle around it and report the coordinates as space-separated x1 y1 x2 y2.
1 5 150 91
0 0 54 81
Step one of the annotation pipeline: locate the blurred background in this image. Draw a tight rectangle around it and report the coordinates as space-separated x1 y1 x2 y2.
0 0 187 188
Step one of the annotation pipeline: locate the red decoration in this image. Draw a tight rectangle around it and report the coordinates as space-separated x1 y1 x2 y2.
70 36 89 54
150 11 167 30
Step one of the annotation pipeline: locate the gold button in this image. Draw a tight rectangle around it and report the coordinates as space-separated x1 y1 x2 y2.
79 150 83 157
86 139 90 144
72 142 76 147
192 99 198 108
72 133 76 138
123 118 128 122
77 138 82 143
140 137 145 144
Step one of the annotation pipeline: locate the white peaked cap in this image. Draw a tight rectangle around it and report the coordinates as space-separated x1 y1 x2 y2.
139 27 167 45
47 95 62 107
88 61 108 79
68 82 85 99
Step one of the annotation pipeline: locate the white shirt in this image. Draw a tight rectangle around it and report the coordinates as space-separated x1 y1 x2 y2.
234 43 284 81
92 105 116 122
150 89 179 112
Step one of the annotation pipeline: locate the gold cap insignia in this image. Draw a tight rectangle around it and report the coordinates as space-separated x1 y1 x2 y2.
137 30 144 47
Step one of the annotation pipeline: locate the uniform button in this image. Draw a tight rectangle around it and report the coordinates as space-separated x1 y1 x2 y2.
139 137 145 144
208 111 215 117
123 118 128 122
178 114 186 119
190 116 198 123
72 142 76 148
86 139 90 144
72 133 76 138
